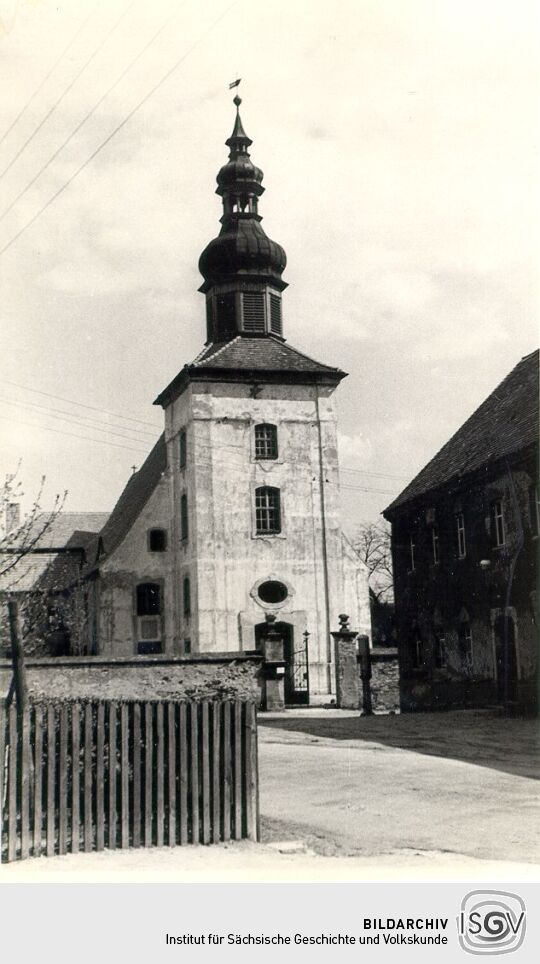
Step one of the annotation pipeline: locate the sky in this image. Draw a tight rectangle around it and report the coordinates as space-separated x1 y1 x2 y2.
0 0 537 534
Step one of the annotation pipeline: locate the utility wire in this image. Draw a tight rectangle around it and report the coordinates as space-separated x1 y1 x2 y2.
0 0 238 258
0 397 159 443
0 3 99 148
0 6 177 225
0 1 134 182
2 415 149 454
2 378 161 428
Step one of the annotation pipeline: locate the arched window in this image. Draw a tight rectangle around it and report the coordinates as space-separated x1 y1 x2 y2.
255 423 278 460
458 620 474 673
136 583 162 654
179 430 187 470
148 528 167 552
183 576 191 617
180 493 189 541
255 486 281 535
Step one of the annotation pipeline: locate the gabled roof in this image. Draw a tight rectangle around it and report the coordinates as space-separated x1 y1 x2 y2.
384 349 539 516
0 513 108 593
97 434 166 560
154 335 346 407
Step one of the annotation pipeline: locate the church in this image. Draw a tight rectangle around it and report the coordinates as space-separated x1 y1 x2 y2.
86 96 370 701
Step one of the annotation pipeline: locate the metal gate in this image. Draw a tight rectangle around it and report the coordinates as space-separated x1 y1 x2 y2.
285 631 310 705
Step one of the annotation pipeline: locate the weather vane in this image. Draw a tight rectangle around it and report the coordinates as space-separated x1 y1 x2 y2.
229 77 242 106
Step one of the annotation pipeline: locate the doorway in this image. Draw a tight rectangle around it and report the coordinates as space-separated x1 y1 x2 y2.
493 613 518 703
255 621 310 705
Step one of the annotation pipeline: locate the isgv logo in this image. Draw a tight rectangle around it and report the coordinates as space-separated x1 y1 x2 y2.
457 891 526 955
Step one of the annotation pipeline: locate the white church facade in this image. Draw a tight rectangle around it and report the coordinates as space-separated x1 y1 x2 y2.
88 97 370 700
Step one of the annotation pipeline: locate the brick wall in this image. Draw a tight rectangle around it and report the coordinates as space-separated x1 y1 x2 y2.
0 653 263 704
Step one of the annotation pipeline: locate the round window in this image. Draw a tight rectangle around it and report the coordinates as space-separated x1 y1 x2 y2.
257 580 288 604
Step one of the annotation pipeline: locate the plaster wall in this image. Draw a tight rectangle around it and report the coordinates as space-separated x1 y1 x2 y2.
164 380 370 695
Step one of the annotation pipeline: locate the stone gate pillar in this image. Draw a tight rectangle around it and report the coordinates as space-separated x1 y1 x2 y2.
331 614 360 709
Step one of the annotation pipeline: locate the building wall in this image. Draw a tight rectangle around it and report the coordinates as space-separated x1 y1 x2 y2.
164 379 370 695
388 455 538 712
97 474 174 656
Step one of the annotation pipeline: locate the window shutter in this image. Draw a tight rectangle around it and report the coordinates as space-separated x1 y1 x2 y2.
242 291 265 332
269 294 282 335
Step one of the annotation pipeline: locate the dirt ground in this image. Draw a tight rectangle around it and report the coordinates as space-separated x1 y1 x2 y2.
1 708 538 882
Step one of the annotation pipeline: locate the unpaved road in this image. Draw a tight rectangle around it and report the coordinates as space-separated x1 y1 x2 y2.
258 710 540 864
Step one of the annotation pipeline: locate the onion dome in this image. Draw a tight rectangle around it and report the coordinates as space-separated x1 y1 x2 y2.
199 96 287 300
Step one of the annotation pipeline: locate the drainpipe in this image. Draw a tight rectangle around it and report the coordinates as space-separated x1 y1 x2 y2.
315 382 332 692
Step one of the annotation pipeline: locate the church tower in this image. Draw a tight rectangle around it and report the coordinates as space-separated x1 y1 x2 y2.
154 96 369 698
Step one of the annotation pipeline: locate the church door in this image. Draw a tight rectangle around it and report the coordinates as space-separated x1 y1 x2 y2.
494 614 518 703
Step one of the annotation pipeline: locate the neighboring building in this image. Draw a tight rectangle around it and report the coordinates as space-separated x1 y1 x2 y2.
0 512 108 655
383 349 539 714
85 97 370 701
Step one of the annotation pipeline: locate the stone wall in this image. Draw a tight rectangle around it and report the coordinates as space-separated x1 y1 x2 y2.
371 648 400 714
0 653 263 704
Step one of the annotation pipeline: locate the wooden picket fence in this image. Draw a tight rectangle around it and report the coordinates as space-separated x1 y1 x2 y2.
0 699 259 862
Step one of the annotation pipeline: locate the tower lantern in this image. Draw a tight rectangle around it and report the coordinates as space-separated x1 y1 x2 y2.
198 95 287 343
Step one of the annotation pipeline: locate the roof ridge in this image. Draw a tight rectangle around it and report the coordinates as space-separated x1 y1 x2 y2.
269 336 342 372
193 336 242 366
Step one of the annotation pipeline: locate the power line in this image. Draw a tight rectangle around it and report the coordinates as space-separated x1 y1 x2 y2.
3 378 161 428
340 466 408 481
2 415 149 454
0 1 135 182
0 0 238 259
0 6 177 226
0 397 158 444
0 4 99 148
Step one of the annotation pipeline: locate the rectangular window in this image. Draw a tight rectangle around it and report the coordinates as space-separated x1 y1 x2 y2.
255 423 278 460
431 526 440 564
410 635 423 669
456 512 466 558
179 430 187 470
215 293 236 340
409 533 416 571
255 486 281 534
492 499 506 547
434 634 446 668
180 493 189 541
136 583 162 654
184 639 191 655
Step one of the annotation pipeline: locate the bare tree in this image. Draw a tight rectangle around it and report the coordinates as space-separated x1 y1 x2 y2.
353 520 394 602
0 463 67 583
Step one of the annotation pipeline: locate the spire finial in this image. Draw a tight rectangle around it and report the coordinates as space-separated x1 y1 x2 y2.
233 94 242 108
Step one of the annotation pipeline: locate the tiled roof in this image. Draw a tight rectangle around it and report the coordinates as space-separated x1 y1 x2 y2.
97 434 166 560
0 513 108 593
384 350 539 515
155 336 346 406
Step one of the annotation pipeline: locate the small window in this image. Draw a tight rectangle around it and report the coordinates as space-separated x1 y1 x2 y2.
184 638 191 655
148 528 167 552
434 632 446 668
255 423 278 460
183 576 191 616
431 526 440 564
179 430 187 470
409 533 416 571
456 512 466 558
410 633 423 669
255 486 281 535
459 623 474 672
180 493 189 541
491 499 506 547
258 580 288 604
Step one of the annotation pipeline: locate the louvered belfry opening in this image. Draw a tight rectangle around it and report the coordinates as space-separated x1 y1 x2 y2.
242 291 265 332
